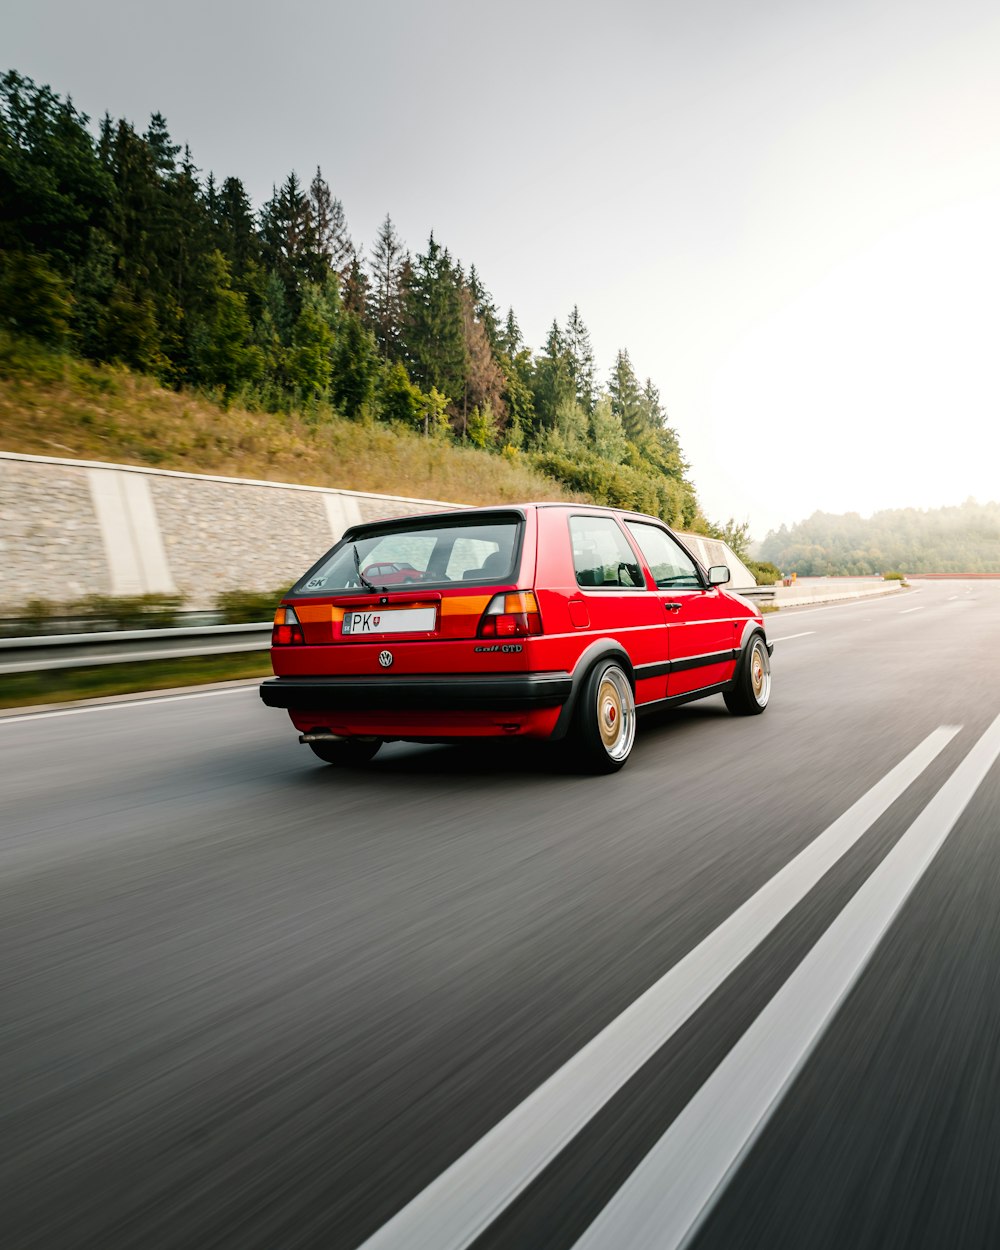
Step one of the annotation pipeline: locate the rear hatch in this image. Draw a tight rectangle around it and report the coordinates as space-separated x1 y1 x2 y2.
281 510 530 646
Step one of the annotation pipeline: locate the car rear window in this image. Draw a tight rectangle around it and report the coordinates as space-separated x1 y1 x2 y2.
291 516 522 595
569 516 644 589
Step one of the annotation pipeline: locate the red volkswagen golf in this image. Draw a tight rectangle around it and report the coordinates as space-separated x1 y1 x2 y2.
259 503 772 773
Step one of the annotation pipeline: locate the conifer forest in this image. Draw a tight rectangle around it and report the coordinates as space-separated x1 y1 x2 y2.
0 70 707 529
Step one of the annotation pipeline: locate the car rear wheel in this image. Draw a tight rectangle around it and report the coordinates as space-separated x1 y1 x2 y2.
724 635 770 716
308 737 383 766
571 661 636 773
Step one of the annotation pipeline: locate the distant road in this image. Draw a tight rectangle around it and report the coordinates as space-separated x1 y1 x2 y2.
3 578 1000 1249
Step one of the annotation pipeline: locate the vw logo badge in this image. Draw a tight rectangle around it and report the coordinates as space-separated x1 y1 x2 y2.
378 650 393 668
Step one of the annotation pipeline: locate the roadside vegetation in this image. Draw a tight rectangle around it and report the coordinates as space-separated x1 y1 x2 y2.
0 334 581 506
1 654 270 709
761 502 1000 575
0 69 726 533
0 589 292 636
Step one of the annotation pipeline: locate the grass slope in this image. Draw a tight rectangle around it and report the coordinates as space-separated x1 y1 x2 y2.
0 338 580 505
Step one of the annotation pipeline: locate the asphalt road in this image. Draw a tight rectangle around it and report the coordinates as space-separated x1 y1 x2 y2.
3 578 1000 1249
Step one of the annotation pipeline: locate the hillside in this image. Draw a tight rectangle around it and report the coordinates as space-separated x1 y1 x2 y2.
0 337 582 505
761 501 1000 574
0 69 711 531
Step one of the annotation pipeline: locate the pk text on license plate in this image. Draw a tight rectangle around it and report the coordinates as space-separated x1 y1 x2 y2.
342 607 437 635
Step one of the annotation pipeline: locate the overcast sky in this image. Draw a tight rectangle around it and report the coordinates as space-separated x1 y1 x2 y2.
8 0 1000 537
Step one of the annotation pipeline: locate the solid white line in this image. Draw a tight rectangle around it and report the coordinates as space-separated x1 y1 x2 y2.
774 590 915 619
769 631 815 642
573 714 1000 1250
0 685 256 725
358 726 960 1250
900 606 925 614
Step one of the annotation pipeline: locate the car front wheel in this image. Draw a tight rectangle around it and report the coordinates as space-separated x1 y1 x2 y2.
724 635 771 716
572 661 636 773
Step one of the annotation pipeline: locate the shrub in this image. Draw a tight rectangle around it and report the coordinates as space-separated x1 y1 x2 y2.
71 593 188 628
0 593 188 636
745 559 782 585
881 570 906 581
215 587 292 623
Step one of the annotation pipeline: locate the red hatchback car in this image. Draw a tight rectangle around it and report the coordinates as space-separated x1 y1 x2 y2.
259 503 773 773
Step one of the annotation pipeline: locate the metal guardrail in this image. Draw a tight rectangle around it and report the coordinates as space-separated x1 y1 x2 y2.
0 589 784 677
0 622 272 675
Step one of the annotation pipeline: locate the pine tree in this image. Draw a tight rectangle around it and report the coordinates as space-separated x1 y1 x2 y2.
641 377 666 428
144 112 179 176
187 249 262 393
308 167 353 279
531 320 575 432
259 172 316 311
331 308 379 418
565 305 596 413
460 285 505 439
0 71 113 269
500 307 522 356
467 264 500 348
368 213 407 360
608 349 646 439
402 232 466 406
341 252 369 316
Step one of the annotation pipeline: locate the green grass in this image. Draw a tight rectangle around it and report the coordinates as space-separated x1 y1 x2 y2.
0 332 580 505
1 652 271 709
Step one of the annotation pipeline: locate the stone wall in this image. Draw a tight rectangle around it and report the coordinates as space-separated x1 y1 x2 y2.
0 454 456 610
0 452 756 610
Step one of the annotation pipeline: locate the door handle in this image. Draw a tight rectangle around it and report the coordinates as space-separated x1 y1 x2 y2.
663 601 682 612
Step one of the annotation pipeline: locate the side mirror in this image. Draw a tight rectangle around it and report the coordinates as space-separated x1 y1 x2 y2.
707 565 730 586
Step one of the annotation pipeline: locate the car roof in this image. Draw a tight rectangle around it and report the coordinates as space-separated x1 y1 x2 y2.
344 501 669 533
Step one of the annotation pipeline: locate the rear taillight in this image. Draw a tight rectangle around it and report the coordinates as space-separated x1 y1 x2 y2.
272 605 304 646
478 591 542 638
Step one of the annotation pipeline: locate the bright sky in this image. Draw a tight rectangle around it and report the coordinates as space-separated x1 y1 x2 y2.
8 0 1000 538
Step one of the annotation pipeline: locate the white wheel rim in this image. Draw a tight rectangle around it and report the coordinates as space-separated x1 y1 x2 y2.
750 640 771 706
597 666 636 761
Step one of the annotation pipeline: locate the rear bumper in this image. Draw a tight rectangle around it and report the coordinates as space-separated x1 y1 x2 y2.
259 671 573 712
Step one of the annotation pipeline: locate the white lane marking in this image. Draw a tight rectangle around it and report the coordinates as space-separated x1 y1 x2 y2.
769 631 815 642
774 590 917 619
900 606 925 614
0 685 257 725
573 713 1000 1250
948 595 959 601
358 727 959 1250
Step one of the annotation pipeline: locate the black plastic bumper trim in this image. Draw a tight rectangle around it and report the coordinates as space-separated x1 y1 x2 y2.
259 672 573 712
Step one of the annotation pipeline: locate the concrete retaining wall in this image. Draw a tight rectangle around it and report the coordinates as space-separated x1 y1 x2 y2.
0 452 755 610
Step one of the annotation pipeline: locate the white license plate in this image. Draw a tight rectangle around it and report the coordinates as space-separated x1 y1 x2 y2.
342 607 437 635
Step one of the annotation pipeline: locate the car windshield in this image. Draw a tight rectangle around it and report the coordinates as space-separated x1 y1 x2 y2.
291 517 522 594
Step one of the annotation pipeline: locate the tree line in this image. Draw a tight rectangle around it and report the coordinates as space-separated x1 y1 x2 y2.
760 499 1000 574
0 69 707 529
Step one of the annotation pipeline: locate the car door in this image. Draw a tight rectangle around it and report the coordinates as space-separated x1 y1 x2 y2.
623 520 738 697
566 514 665 701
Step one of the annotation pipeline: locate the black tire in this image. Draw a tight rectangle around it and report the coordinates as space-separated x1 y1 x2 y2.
724 634 771 716
569 660 637 773
308 738 383 766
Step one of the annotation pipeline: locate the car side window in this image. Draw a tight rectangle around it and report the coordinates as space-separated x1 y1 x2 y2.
625 522 702 588
570 516 645 589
